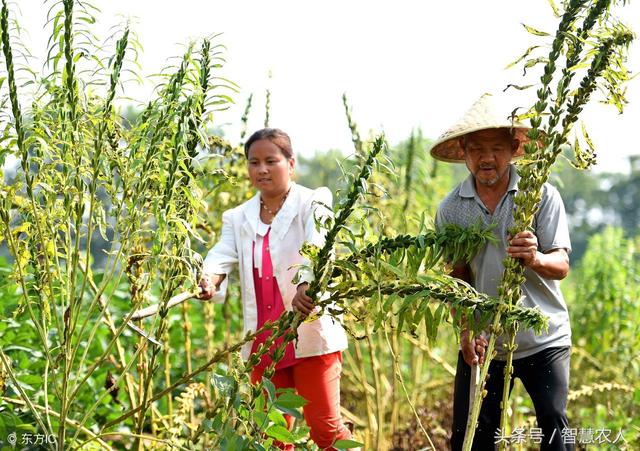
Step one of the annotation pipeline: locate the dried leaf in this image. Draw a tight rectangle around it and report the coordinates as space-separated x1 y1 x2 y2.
522 23 550 37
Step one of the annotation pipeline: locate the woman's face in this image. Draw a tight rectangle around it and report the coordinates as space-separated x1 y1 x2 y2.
247 139 294 197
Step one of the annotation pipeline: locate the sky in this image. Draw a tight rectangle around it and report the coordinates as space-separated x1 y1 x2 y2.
12 0 640 173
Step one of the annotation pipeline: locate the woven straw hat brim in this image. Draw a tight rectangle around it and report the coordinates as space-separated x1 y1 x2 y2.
429 125 531 163
428 92 534 163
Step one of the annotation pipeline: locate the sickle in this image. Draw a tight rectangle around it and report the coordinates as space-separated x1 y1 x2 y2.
125 288 203 346
130 288 202 320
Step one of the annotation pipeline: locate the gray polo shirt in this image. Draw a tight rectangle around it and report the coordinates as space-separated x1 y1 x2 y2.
435 165 572 360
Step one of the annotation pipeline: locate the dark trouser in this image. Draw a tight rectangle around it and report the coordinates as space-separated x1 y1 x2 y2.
451 346 572 451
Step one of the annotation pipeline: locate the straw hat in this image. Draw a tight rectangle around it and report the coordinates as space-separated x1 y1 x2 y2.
429 93 532 163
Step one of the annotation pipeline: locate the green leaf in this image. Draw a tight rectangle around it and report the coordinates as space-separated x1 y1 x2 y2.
265 424 294 442
254 391 266 412
211 374 236 398
581 122 595 152
379 260 405 278
253 411 268 427
262 377 276 402
289 424 312 442
274 390 307 409
268 409 289 428
524 57 548 69
17 375 42 387
567 62 592 71
15 423 37 433
334 439 365 449
276 405 304 420
546 0 561 17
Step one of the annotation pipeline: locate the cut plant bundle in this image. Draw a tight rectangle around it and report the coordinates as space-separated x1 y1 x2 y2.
460 1 635 450
305 222 548 337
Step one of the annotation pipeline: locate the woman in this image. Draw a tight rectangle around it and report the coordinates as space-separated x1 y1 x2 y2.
198 128 353 450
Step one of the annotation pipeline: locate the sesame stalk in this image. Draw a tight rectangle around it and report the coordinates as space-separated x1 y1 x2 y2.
461 1 635 449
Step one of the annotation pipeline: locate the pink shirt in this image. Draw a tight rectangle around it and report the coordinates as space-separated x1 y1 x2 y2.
250 227 300 370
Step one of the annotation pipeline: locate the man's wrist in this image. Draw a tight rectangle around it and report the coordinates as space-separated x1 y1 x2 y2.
529 251 545 270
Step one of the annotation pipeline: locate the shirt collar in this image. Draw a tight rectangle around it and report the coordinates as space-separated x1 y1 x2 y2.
459 164 520 198
243 182 300 241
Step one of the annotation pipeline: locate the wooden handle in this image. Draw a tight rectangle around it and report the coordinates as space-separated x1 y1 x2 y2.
465 364 481 432
130 288 202 320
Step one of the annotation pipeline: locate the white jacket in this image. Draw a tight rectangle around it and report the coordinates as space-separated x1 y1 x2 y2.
202 182 348 360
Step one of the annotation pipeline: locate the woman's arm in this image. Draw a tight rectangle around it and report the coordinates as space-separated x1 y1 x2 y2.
199 210 238 300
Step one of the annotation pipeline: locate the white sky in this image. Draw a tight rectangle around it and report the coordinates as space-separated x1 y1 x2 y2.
13 0 640 173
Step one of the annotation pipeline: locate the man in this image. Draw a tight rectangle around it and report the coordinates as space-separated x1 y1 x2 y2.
431 94 573 451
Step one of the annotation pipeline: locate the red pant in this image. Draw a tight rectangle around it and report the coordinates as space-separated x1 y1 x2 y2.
251 351 352 450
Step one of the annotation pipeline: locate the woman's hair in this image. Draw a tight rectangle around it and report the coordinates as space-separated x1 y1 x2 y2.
244 128 294 159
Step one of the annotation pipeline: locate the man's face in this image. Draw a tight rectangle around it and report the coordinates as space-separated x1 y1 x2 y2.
460 129 518 187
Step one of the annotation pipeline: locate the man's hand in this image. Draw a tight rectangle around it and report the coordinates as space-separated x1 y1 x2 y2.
198 274 216 300
292 283 315 316
461 329 488 366
507 231 570 279
507 231 540 267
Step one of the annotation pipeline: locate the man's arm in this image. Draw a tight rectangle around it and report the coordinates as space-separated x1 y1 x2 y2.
450 262 472 284
507 231 569 280
448 262 488 365
511 183 572 280
530 248 569 279
437 207 487 365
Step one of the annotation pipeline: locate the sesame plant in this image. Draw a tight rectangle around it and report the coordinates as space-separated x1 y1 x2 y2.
0 0 246 448
462 1 635 450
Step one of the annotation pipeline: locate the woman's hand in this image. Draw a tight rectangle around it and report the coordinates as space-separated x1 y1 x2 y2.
198 274 217 300
292 283 315 316
461 329 488 366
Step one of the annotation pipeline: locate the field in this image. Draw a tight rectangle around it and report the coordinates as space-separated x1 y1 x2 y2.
0 1 638 450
